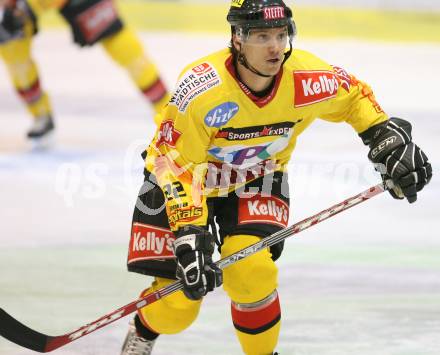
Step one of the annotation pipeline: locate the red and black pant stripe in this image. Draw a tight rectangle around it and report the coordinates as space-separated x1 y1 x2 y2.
231 291 281 335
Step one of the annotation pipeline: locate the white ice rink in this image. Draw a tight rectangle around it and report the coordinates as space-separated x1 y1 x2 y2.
1 31 439 354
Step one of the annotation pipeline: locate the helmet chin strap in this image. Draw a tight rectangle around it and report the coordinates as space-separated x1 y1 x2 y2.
236 39 293 78
237 51 272 78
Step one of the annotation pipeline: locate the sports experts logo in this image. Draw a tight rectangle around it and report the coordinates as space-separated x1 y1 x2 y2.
215 121 297 141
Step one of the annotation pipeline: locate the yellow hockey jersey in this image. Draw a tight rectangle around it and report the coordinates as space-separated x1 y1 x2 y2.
145 48 387 231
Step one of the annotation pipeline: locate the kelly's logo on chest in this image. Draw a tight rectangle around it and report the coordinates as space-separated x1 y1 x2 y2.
293 70 339 107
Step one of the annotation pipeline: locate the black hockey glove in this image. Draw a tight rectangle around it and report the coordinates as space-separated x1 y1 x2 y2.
173 225 223 301
359 117 432 203
0 0 37 44
0 3 24 37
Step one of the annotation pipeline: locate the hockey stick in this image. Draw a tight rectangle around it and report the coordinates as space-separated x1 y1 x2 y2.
0 181 389 353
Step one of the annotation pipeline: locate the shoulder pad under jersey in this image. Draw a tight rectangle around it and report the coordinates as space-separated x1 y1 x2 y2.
284 48 333 72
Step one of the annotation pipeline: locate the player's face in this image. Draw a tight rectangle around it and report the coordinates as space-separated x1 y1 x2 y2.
240 27 288 76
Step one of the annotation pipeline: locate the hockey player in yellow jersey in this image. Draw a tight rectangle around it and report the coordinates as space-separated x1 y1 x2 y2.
122 0 432 354
0 0 168 143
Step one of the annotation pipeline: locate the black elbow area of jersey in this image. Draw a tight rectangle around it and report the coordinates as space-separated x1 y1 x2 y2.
359 117 412 146
359 117 413 163
358 121 389 146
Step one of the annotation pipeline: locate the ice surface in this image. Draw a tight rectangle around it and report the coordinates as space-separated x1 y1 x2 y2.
1 31 439 354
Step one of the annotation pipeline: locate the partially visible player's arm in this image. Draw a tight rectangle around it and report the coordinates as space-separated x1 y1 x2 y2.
319 66 432 202
359 117 432 203
319 65 388 132
145 101 213 232
145 98 222 299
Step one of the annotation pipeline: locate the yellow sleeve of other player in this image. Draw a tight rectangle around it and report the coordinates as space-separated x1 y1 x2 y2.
26 0 67 16
318 65 388 133
145 61 221 231
146 105 211 232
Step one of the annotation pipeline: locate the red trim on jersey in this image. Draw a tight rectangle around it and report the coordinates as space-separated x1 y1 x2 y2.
142 78 167 103
231 292 281 330
225 55 283 108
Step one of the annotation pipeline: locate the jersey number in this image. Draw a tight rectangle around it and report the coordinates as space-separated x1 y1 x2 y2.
163 182 186 201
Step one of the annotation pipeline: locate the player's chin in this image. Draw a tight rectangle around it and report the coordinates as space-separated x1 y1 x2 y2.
263 62 282 76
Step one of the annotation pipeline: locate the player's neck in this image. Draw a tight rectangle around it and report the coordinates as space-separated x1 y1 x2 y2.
236 62 275 92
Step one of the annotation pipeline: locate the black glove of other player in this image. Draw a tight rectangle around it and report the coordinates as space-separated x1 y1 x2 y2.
173 225 222 300
0 2 25 38
360 117 432 203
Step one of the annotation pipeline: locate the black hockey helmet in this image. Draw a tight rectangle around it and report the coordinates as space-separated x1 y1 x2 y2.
227 0 296 77
227 0 296 37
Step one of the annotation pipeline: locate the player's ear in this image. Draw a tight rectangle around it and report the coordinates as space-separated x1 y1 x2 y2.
232 34 242 51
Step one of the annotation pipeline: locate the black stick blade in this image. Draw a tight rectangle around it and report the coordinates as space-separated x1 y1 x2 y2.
0 308 50 353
